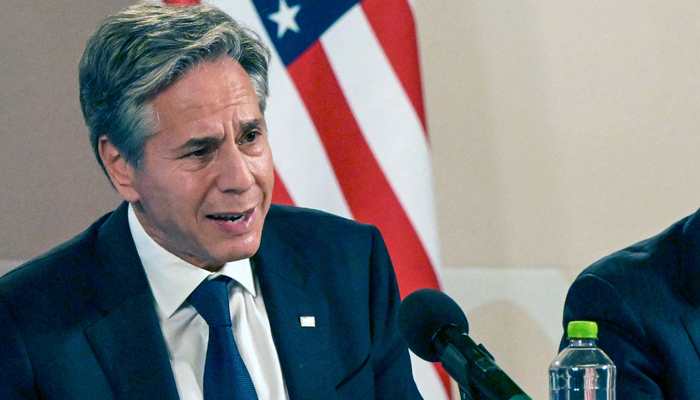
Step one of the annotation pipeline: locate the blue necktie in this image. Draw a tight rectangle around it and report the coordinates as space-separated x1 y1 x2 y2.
188 276 258 400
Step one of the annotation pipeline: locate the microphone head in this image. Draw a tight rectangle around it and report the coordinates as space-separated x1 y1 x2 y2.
397 288 469 362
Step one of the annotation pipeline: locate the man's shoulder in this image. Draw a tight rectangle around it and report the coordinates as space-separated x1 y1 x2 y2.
0 210 114 298
265 204 371 233
266 203 354 221
261 204 380 256
580 209 700 290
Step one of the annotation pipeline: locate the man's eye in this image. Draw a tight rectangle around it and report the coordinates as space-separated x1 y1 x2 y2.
187 146 212 158
239 131 260 144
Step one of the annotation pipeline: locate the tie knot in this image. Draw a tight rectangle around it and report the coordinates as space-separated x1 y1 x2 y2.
188 276 232 327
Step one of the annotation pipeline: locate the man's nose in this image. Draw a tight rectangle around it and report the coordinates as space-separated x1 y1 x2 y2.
215 143 255 193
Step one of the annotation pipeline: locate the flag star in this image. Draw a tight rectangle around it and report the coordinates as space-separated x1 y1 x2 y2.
268 0 301 39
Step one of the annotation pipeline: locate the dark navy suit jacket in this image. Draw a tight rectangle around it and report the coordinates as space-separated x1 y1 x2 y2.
0 202 422 400
561 208 700 399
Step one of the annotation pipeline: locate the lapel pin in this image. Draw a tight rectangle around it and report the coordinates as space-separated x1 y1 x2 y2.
299 316 316 327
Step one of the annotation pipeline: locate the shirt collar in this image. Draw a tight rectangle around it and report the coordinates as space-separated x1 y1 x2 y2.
127 203 257 319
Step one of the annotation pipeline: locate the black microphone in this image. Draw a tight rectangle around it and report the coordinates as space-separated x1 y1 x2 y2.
397 288 532 400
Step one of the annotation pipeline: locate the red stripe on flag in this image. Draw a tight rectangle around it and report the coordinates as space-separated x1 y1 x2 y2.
360 0 427 132
288 40 448 392
271 169 295 206
163 0 201 5
288 42 439 297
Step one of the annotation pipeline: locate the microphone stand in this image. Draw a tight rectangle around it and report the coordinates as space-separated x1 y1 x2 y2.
460 387 475 400
441 339 488 400
434 326 532 400
459 381 485 400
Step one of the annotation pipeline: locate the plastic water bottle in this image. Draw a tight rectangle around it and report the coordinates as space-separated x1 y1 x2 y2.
549 321 616 400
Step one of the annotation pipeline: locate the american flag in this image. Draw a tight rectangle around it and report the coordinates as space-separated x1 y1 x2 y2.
166 0 449 397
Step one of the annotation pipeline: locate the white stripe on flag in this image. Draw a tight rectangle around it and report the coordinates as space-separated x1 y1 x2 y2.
411 353 452 400
321 5 442 271
265 61 353 218
406 0 417 14
213 0 352 218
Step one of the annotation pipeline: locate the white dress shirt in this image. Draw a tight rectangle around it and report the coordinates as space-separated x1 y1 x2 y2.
128 204 289 400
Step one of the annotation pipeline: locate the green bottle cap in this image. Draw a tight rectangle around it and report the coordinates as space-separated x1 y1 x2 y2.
567 321 598 339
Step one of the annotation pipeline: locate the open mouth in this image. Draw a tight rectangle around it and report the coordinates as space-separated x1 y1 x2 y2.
206 213 247 223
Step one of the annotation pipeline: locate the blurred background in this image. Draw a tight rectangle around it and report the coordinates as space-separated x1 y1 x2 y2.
3 1 700 398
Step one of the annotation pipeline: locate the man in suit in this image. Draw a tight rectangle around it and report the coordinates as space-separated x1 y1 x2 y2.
0 3 422 399
561 209 700 398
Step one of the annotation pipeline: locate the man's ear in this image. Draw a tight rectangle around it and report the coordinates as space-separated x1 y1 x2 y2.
98 135 141 203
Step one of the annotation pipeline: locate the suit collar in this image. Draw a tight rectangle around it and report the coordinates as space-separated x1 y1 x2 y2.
86 201 179 400
680 208 700 308
252 204 310 288
90 202 151 313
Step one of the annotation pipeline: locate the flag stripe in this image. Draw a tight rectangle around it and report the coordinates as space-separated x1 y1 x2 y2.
322 6 441 272
214 0 353 218
163 0 200 4
411 353 451 400
271 170 295 205
288 42 448 392
287 42 439 297
264 58 353 217
360 0 427 130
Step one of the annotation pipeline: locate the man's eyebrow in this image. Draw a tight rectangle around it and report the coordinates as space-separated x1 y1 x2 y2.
176 136 221 151
174 119 265 151
239 118 266 132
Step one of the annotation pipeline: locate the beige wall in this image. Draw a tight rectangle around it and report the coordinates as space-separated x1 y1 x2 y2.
421 0 700 272
417 1 700 398
3 1 700 399
0 0 128 261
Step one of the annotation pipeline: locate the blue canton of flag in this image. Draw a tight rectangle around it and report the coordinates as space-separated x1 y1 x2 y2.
252 0 361 65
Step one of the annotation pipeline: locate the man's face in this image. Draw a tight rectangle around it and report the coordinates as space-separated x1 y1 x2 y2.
118 58 273 270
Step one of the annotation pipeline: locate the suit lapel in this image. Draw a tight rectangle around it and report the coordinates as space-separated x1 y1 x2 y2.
253 213 342 400
682 308 700 362
85 292 179 400
85 202 179 400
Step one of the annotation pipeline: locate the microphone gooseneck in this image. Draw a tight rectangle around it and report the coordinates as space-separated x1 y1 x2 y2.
397 289 532 400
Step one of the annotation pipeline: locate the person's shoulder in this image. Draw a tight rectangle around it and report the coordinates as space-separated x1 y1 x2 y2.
0 209 118 332
262 204 379 249
266 203 353 221
581 210 697 286
265 203 372 231
0 210 113 298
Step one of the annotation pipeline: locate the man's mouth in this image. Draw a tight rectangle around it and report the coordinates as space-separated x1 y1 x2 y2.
206 213 247 223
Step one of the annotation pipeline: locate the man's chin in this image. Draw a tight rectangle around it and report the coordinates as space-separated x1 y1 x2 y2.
184 246 258 271
218 243 261 263
190 233 262 269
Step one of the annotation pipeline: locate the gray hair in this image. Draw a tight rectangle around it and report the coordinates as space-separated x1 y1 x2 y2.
79 2 271 176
